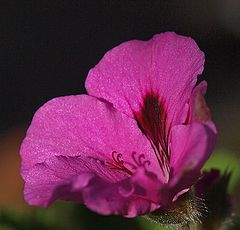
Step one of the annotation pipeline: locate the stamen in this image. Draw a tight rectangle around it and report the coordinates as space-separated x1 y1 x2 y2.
138 154 146 166
106 151 133 175
130 152 151 168
143 160 150 167
107 151 151 176
132 151 140 166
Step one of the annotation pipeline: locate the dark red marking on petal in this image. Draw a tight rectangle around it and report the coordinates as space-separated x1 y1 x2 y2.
134 92 170 176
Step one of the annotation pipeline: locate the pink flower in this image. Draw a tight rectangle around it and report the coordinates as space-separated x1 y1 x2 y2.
20 32 216 218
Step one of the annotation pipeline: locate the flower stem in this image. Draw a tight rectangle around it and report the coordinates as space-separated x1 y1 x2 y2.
182 223 196 230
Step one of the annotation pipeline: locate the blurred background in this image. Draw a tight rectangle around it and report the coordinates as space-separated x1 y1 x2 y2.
0 1 240 229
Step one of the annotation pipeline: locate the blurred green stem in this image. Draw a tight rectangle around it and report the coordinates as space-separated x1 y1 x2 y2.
183 223 199 230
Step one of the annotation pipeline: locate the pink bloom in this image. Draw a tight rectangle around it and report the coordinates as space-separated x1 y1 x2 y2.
20 32 216 217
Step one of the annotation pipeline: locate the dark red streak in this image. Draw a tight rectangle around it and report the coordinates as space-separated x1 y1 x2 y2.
134 92 170 175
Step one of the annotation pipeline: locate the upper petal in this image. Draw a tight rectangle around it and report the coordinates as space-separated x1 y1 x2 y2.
20 95 162 181
85 32 204 129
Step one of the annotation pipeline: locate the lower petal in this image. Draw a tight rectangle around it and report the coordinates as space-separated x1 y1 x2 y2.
24 155 162 217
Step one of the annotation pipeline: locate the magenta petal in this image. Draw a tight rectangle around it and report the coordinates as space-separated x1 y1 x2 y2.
86 32 204 128
20 95 162 180
189 81 209 122
83 167 162 217
20 32 217 217
189 81 217 133
169 123 216 194
23 154 119 207
24 155 161 217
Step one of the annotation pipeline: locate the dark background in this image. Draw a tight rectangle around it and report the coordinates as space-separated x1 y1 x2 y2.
0 0 240 210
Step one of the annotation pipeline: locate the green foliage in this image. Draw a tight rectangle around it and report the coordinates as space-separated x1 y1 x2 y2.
137 217 167 230
204 149 240 191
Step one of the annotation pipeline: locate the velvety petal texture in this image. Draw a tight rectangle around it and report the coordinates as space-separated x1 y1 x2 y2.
86 32 204 128
169 123 216 198
20 32 217 217
24 155 162 217
21 95 160 180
